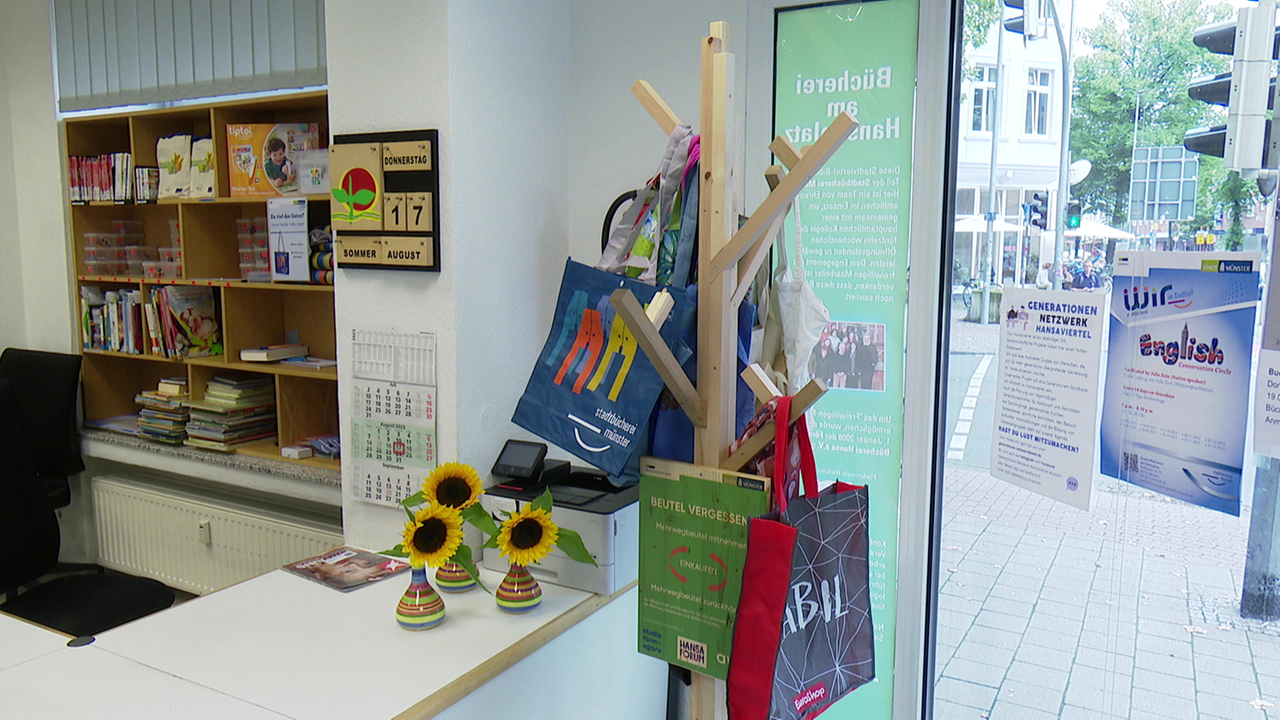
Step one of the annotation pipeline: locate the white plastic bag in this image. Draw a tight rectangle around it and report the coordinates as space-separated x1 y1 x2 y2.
157 134 192 199
775 202 829 393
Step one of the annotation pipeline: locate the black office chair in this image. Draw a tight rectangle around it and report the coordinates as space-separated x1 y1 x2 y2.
0 348 86 509
0 366 175 638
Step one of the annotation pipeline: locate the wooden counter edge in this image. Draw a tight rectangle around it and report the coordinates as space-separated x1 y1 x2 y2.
391 580 640 720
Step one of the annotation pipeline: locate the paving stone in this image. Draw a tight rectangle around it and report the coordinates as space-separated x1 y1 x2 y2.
1060 705 1125 720
1001 562 1050 580
1034 598 1087 622
1136 634 1193 660
1197 691 1262 718
938 609 975 630
982 597 1035 618
993 573 1045 592
1194 654 1258 682
1015 644 1075 671
1132 666 1193 695
972 611 1029 636
1194 670 1260 701
1026 611 1083 634
1074 648 1135 674
997 678 1064 714
1133 649 1195 679
1193 637 1256 664
967 622 1029 650
1252 638 1280 660
1064 680 1130 714
943 657 1007 688
1133 618 1190 641
1136 605 1191 625
1070 663 1133 691
931 698 990 719
1020 627 1080 653
987 699 1060 720
955 640 1016 668
934 677 998 709
1004 660 1070 693
1131 686 1197 719
1078 630 1135 654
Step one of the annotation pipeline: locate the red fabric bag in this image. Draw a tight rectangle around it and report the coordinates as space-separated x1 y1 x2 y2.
727 396 875 720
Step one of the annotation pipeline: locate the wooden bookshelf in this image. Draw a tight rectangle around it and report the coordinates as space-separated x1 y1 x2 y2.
65 91 340 470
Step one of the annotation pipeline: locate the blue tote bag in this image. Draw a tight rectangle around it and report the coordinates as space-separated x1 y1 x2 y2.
513 259 692 477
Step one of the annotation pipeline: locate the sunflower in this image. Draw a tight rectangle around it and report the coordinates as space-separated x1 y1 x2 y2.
422 462 484 510
496 505 559 567
402 504 464 568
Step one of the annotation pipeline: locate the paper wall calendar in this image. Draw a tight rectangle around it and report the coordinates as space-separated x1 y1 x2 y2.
349 327 438 507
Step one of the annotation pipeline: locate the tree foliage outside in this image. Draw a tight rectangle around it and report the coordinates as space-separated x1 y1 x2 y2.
1070 0 1232 227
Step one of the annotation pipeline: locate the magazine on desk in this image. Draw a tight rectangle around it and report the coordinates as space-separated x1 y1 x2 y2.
282 546 410 592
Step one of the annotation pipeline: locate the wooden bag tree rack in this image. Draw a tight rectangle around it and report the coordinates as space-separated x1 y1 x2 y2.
610 22 858 720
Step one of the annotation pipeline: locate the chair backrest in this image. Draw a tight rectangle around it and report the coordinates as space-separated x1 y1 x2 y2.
0 378 61 596
0 348 84 478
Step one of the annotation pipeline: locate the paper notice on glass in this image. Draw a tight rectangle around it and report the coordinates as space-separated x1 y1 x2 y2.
268 198 309 282
1253 249 1280 457
990 287 1105 510
1101 251 1260 516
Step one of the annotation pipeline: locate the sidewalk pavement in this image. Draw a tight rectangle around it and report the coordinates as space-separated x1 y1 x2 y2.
935 462 1280 720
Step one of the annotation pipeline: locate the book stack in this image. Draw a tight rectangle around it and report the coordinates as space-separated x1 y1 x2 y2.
69 152 134 203
184 374 277 452
134 377 190 444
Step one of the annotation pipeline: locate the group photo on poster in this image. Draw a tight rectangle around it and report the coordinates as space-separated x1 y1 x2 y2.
808 321 886 391
1100 252 1260 516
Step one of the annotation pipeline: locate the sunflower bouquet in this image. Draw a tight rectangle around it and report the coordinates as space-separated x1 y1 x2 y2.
485 489 596 570
388 462 493 591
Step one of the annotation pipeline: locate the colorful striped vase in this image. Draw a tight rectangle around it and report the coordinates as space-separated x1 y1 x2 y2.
434 561 477 593
396 566 446 630
495 563 542 613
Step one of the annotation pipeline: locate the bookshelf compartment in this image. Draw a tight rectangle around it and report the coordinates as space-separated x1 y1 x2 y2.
72 204 181 273
210 92 329 198
65 116 131 159
277 374 339 449
82 353 182 423
130 109 214 169
180 202 255 280
221 286 336 362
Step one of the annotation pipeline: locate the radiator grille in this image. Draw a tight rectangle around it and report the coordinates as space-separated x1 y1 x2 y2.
91 476 342 595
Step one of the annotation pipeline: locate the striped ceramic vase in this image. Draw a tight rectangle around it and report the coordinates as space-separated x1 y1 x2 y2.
435 561 477 593
495 563 542 613
396 566 446 630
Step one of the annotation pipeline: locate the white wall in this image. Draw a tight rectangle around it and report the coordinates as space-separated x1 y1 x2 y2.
566 0 752 263
0 0 73 353
0 30 26 351
327 0 573 550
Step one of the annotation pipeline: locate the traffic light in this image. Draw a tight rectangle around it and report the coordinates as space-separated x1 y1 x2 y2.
1066 201 1082 229
1029 192 1050 230
1183 9 1279 170
1002 0 1041 38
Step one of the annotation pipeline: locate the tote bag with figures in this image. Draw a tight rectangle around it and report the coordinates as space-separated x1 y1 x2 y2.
727 395 876 720
512 259 692 477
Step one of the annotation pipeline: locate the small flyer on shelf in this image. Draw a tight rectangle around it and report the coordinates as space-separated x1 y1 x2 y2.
282 546 409 592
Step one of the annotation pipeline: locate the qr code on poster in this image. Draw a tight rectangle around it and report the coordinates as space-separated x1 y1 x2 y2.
1123 452 1140 474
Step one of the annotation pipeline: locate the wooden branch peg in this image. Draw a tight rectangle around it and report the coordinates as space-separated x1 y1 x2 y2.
609 289 707 429
741 364 781 404
632 81 683 136
722 378 828 472
769 135 802 170
710 113 858 276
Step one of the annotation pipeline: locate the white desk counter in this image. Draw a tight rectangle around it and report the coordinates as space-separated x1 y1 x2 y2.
0 644 295 719
89 568 665 719
0 613 68 672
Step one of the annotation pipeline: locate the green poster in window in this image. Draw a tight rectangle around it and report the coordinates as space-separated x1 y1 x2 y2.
636 458 770 680
775 0 919 717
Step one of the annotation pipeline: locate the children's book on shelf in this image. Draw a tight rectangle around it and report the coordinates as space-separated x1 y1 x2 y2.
161 286 222 358
282 546 409 592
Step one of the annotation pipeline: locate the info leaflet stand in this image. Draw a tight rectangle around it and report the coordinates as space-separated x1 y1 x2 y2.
609 23 856 720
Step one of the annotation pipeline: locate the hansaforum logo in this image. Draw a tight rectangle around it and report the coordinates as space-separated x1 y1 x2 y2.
677 637 707 668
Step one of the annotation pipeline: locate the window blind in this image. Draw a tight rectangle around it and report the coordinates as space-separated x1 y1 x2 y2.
54 0 326 113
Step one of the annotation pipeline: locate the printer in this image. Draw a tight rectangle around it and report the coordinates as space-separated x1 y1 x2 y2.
480 441 638 595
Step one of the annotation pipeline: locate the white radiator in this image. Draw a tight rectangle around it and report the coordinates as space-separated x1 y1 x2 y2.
91 475 343 596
